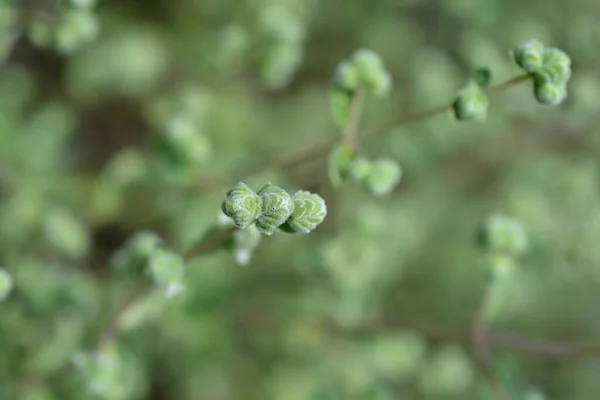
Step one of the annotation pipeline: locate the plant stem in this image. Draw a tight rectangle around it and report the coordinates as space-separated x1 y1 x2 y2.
197 73 532 189
342 90 365 151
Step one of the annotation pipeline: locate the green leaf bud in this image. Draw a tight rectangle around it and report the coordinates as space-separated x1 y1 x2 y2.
479 213 528 255
256 184 294 235
363 158 402 196
453 80 489 121
327 142 357 186
333 60 360 92
329 86 353 128
512 39 545 72
148 248 185 298
539 46 572 84
347 157 372 183
221 182 262 229
352 49 392 96
471 67 492 87
279 191 327 234
0 268 13 301
533 79 567 106
111 231 162 270
164 115 211 164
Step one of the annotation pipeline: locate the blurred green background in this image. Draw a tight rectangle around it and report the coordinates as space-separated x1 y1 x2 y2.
2 0 600 399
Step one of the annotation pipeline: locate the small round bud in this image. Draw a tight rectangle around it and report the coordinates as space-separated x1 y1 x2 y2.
453 81 489 121
347 157 372 183
538 46 572 84
363 158 402 196
333 60 360 91
279 191 327 234
471 67 492 87
256 184 294 235
352 49 392 96
221 182 262 229
0 268 13 301
512 39 545 72
533 79 567 106
479 213 528 255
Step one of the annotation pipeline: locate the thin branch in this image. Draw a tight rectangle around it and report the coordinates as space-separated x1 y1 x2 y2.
200 73 532 189
96 225 238 348
342 90 365 150
341 317 600 359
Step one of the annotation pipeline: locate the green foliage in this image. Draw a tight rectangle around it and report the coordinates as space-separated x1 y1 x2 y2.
1 0 599 398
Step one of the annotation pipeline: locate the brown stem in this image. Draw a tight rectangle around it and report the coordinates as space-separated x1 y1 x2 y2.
342 90 365 150
199 73 532 189
340 317 600 358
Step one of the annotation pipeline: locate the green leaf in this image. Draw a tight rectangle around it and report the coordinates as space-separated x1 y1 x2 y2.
256 184 294 235
327 142 357 187
329 86 354 128
148 248 185 298
280 191 327 234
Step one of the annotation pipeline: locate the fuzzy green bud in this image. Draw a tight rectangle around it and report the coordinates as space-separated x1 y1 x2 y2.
279 191 327 234
363 158 402 196
512 39 545 72
256 184 294 235
533 80 567 106
221 182 262 229
539 46 572 84
148 248 185 298
479 213 528 255
0 268 13 301
453 81 489 121
347 157 372 183
352 49 392 96
327 143 357 186
333 60 360 92
111 231 162 270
